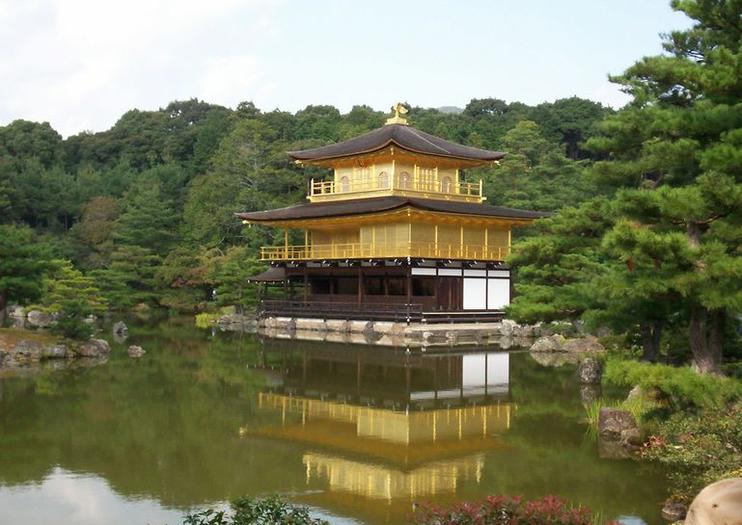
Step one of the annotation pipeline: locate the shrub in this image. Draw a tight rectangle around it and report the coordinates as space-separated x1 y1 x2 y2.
51 300 93 340
603 358 742 412
184 496 329 525
641 404 742 503
411 495 616 525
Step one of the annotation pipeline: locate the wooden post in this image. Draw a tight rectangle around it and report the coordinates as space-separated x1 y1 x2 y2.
303 267 309 304
406 266 412 305
358 266 364 305
284 228 289 259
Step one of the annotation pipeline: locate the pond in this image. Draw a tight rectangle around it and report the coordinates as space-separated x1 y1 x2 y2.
0 318 669 525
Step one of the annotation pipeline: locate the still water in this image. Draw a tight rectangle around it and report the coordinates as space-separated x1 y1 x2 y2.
0 319 668 525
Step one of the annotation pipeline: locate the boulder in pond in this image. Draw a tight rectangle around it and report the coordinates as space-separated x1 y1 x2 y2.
563 335 605 353
27 310 53 329
499 319 519 337
580 385 601 404
684 478 742 525
42 343 68 359
112 321 128 337
76 338 110 358
661 500 687 522
529 334 566 352
8 305 25 328
529 351 578 367
598 407 639 442
127 345 146 358
578 357 603 384
10 340 44 363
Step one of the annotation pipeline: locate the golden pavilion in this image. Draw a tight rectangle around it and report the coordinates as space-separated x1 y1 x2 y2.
237 104 546 322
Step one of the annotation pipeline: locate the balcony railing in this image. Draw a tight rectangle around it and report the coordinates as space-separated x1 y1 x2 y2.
260 242 509 262
309 173 483 202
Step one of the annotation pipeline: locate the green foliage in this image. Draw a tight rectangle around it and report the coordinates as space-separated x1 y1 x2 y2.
52 300 94 340
114 177 178 255
506 198 613 324
208 247 265 312
37 259 107 315
0 224 52 311
482 120 592 211
69 196 120 269
155 247 216 313
184 496 329 525
508 0 741 370
603 358 742 412
641 404 742 503
91 246 160 309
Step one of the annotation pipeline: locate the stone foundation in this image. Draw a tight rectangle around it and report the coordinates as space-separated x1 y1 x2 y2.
257 316 536 348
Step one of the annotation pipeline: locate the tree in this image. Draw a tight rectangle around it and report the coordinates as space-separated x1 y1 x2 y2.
481 121 591 211
70 196 120 269
209 246 265 312
155 247 218 312
586 0 742 373
529 97 611 160
91 246 161 309
507 199 613 324
37 259 107 339
114 178 178 255
0 225 51 320
39 259 107 314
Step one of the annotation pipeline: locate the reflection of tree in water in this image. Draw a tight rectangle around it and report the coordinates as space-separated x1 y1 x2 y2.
0 321 299 506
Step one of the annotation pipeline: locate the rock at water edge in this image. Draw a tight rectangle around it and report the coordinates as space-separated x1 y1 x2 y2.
127 345 146 358
684 478 742 525
563 335 605 353
27 310 53 329
529 335 566 352
578 357 603 384
77 338 111 358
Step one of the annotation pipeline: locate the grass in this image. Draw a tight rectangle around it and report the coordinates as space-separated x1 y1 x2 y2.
0 327 59 346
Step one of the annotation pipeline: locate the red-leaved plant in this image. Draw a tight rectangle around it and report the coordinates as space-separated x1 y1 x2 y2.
411 495 618 525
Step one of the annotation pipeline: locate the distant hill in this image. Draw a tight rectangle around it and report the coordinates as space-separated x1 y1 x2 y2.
436 106 464 114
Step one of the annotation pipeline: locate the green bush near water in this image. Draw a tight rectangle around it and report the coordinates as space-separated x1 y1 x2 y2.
640 404 742 503
603 358 742 412
598 357 742 504
184 496 329 525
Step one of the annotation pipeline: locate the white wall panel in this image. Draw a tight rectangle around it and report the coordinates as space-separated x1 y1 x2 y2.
487 278 510 309
463 278 486 310
411 267 436 276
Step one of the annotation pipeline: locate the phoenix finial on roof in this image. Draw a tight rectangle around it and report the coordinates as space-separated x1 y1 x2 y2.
385 102 409 126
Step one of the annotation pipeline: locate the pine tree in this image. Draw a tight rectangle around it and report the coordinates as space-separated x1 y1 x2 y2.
114 178 178 255
0 224 52 320
91 246 161 309
507 198 613 323
586 0 742 372
209 246 265 313
39 260 107 314
36 259 107 339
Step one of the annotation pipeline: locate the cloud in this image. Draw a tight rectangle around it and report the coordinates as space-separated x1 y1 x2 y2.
0 0 275 136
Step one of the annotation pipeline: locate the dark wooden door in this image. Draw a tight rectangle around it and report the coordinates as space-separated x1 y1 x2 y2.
436 277 462 311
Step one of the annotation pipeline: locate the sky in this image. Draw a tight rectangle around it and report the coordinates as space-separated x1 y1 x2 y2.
0 0 693 137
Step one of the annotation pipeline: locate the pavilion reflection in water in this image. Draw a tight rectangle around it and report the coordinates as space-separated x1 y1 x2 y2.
247 340 513 506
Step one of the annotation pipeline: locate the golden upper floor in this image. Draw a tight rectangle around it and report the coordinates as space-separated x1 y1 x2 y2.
309 159 483 203
290 105 504 204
